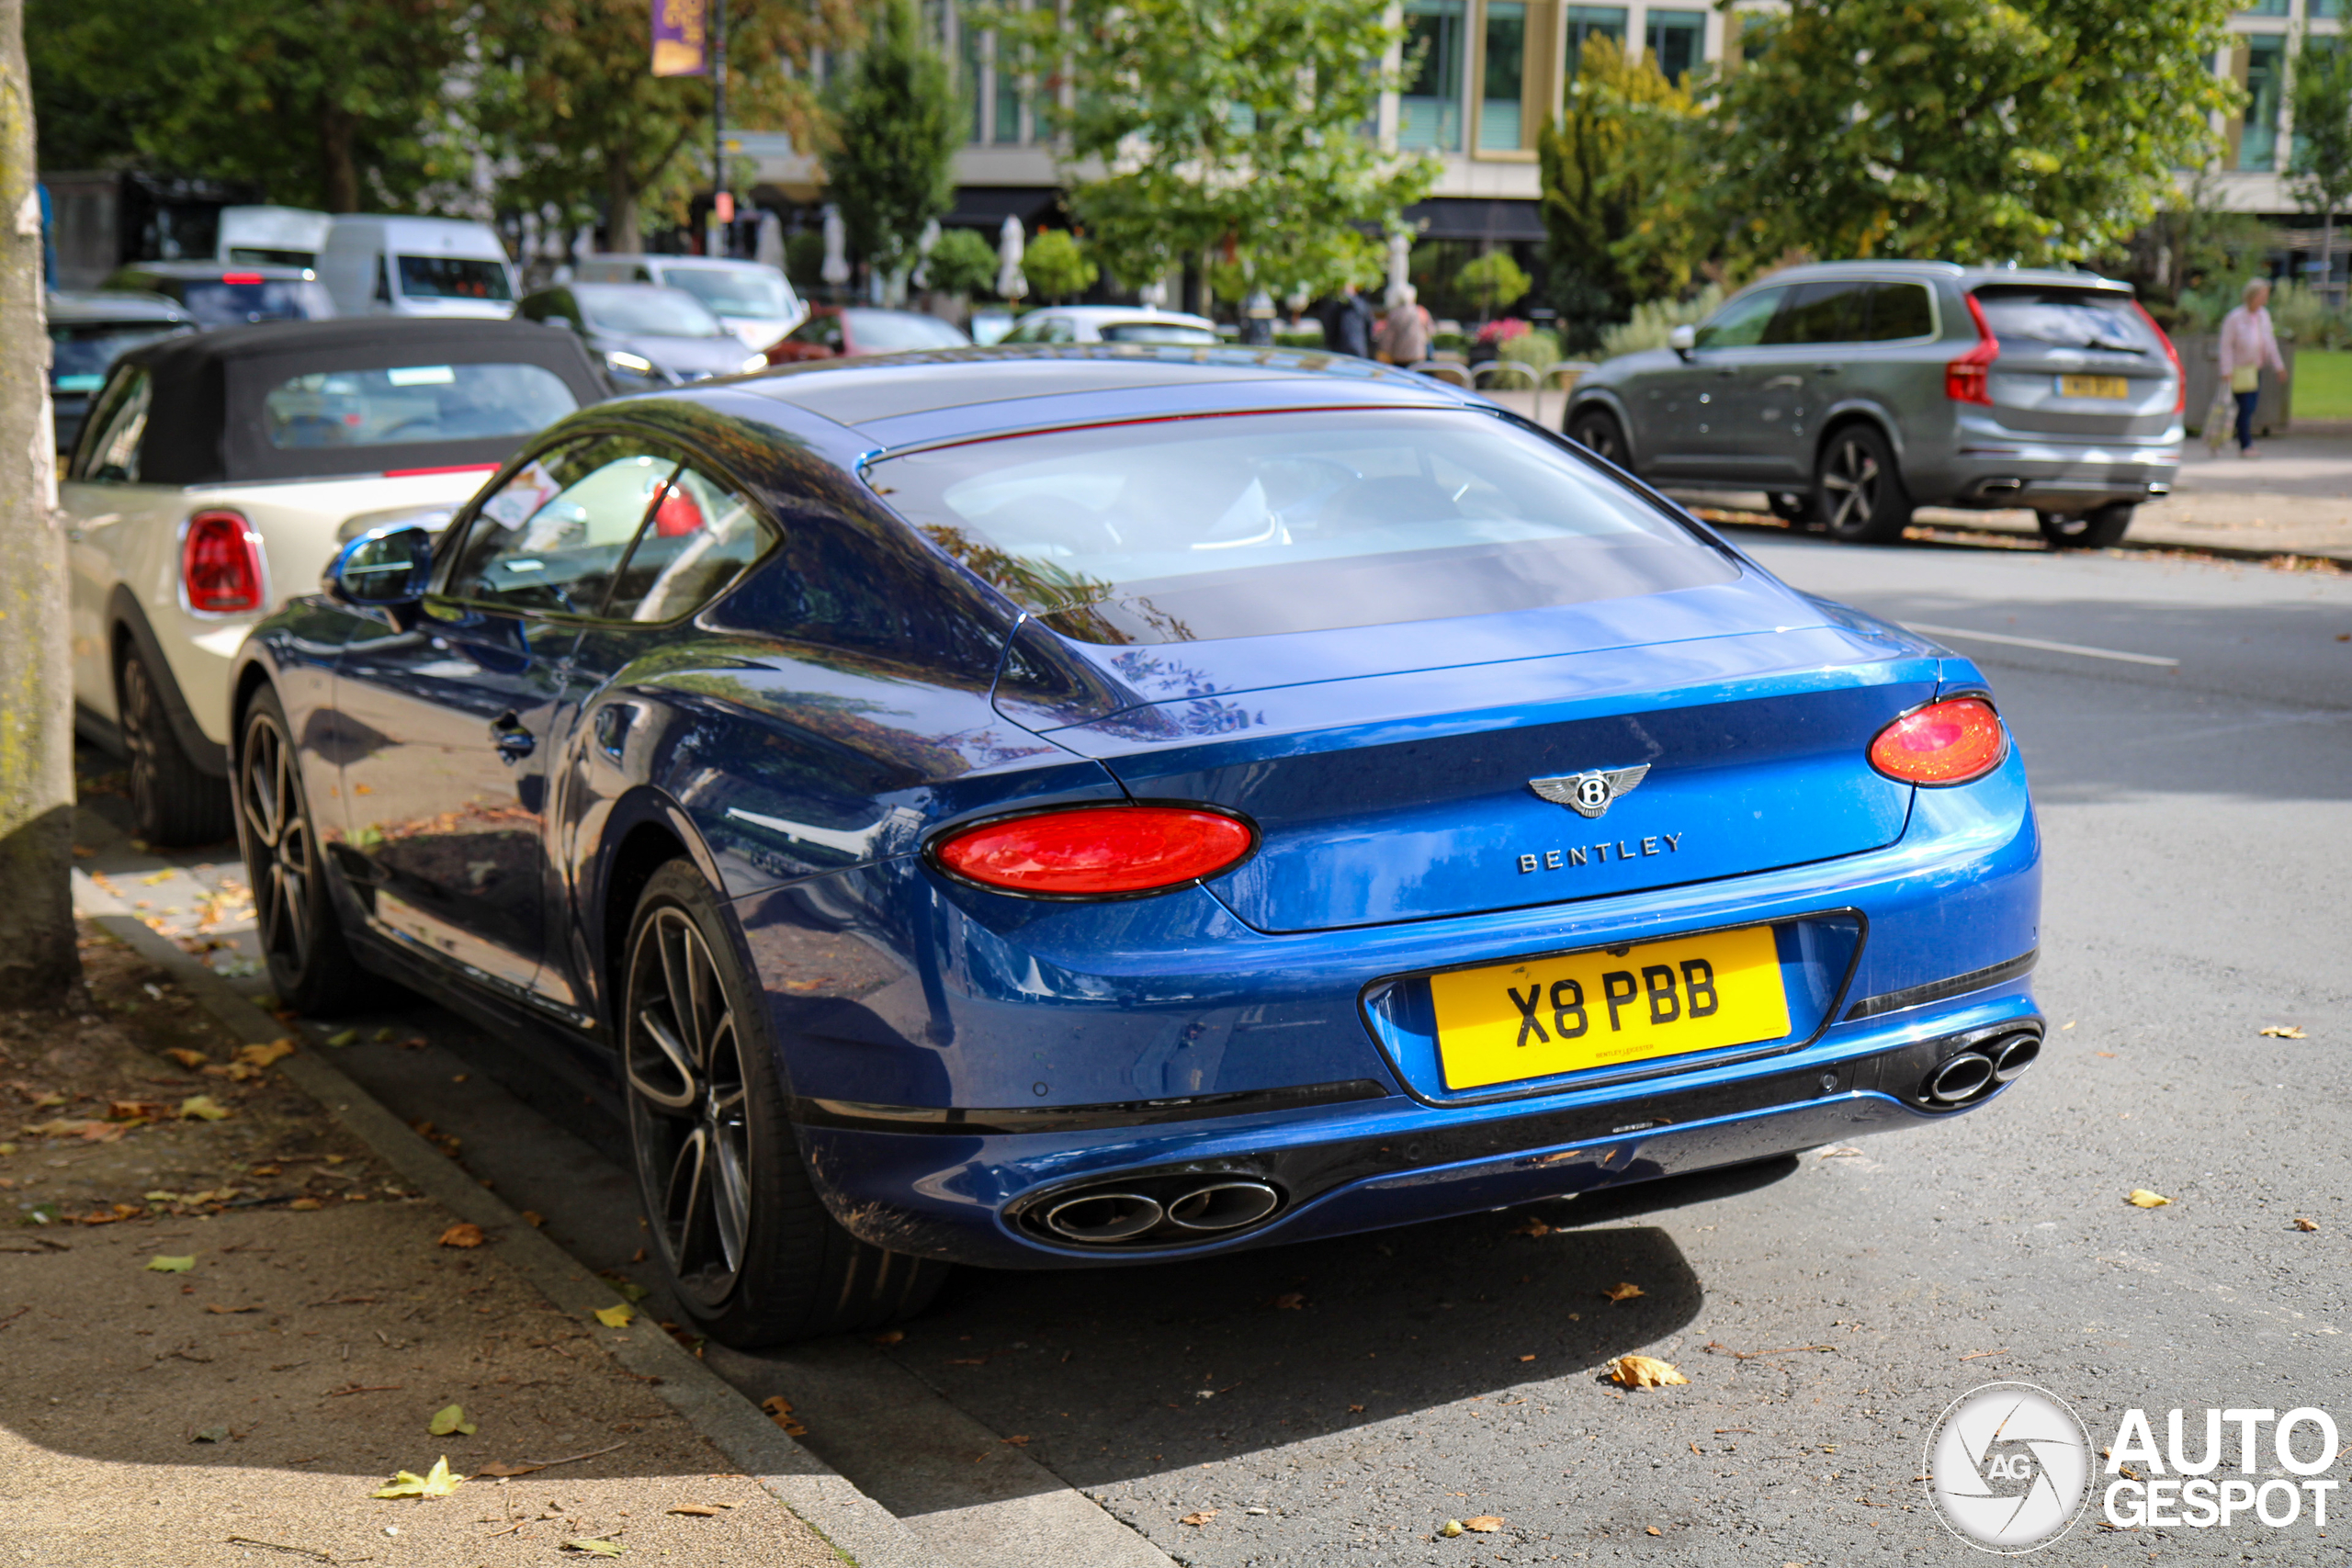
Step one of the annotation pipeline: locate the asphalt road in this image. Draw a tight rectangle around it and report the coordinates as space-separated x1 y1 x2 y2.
73 530 2352 1566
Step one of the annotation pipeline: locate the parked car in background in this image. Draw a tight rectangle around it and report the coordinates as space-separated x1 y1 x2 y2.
518 283 771 392
98 261 335 328
998 305 1222 346
763 305 971 363
571 254 806 349
317 216 518 321
217 205 333 269
233 344 2041 1348
1563 262 2183 548
64 318 605 845
48 291 195 451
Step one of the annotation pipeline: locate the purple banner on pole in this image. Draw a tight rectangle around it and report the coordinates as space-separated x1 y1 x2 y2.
652 0 708 77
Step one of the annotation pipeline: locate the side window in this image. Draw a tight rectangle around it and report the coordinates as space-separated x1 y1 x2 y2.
1692 288 1784 351
601 465 775 624
1042 317 1078 344
634 265 655 283
1765 280 1869 345
442 437 677 615
78 367 153 483
1864 282 1936 341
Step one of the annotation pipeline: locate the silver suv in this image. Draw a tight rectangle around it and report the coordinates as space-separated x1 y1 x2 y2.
1563 262 2182 547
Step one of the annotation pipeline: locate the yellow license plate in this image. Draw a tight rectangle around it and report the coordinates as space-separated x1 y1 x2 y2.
1429 924 1791 1091
2059 374 2131 400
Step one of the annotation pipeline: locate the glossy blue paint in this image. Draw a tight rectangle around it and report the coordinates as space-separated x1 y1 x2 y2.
228 346 2044 1280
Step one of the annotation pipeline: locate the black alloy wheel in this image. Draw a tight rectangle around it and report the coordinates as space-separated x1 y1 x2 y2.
119 649 232 846
1814 425 1914 544
2037 502 2134 549
1567 408 1628 468
236 687 379 1014
619 861 946 1346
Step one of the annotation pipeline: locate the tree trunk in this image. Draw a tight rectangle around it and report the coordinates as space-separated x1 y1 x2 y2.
321 103 361 213
605 152 641 254
0 0 81 1008
2325 209 2337 311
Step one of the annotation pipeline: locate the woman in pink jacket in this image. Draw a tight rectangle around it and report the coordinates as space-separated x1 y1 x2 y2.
2218 278 2290 457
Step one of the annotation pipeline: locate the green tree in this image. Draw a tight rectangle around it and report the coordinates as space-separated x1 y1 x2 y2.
1712 0 2239 267
1534 35 1708 344
2291 35 2352 308
1021 230 1098 302
1000 0 1437 299
1455 250 1532 319
820 0 959 288
28 0 472 211
921 227 998 297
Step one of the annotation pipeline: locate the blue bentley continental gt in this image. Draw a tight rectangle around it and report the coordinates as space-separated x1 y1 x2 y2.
231 346 2041 1346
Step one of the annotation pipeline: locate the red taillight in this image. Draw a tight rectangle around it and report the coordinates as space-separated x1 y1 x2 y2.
1945 293 1999 406
1868 697 2007 785
220 272 265 285
2132 299 2188 414
181 510 266 614
933 806 1256 897
382 461 502 479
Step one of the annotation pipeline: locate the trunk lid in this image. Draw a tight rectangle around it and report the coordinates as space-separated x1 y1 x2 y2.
1972 284 2177 440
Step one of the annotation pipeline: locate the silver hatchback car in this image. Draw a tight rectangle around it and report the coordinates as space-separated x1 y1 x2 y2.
1563 262 2183 547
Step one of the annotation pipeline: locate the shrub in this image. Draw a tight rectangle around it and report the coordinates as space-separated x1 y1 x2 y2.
922 227 998 297
1022 231 1100 303
1456 251 1532 316
1599 284 1724 359
1497 327 1564 367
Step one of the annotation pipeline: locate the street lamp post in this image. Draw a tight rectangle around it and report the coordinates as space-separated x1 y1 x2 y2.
709 0 730 258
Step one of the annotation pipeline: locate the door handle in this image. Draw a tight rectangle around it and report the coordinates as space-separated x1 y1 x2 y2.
489 711 536 761
1714 367 1738 378
1815 365 1842 376
1763 375 1804 390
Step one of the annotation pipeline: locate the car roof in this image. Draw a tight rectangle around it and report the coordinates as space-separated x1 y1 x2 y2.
1753 259 2132 292
1028 305 1220 330
49 289 192 323
107 261 314 279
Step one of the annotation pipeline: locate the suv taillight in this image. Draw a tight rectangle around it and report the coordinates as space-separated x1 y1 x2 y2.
1945 293 1999 406
2132 299 2188 414
182 510 266 614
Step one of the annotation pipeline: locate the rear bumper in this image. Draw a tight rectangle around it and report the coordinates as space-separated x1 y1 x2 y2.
1938 423 2181 512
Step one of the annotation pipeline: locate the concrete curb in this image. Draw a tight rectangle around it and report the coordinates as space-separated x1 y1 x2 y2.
74 886 937 1568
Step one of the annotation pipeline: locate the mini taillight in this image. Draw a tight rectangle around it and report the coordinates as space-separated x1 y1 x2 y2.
2132 299 2188 415
182 510 266 614
1945 294 1999 406
220 272 265 285
1868 697 2007 785
933 806 1256 897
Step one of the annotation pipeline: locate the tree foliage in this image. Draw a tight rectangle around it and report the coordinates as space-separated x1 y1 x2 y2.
2290 36 2352 301
1022 230 1098 302
1001 0 1437 296
1711 0 2239 267
818 0 958 280
1534 36 1706 339
922 226 999 297
1455 250 1532 316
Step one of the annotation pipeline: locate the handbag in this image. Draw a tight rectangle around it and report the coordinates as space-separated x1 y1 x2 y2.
2231 365 2260 394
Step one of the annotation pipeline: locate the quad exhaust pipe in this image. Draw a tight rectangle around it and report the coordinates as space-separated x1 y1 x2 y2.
1032 1176 1284 1247
1920 1029 2041 1107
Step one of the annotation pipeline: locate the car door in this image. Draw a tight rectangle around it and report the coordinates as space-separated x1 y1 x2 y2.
1743 277 1871 480
61 366 187 728
1639 285 1786 480
334 434 675 1013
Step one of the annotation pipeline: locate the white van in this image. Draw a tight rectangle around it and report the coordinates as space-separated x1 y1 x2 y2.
570 254 804 349
319 215 519 320
216 206 333 269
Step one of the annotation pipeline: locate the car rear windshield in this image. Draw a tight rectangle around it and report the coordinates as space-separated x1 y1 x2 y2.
844 310 970 352
869 408 1735 644
1971 287 2160 354
1100 321 1222 344
398 255 514 302
260 363 580 451
661 266 792 319
174 278 335 327
50 321 190 391
576 285 726 337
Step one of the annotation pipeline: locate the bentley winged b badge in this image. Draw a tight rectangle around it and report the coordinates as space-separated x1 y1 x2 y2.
1529 764 1650 819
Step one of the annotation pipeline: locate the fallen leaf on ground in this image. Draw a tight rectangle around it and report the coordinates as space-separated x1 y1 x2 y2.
202 1061 263 1082
561 1538 625 1556
1602 1281 1645 1303
668 1504 724 1516
872 1329 904 1346
1465 1517 1504 1532
23 1119 122 1142
437 1223 486 1248
163 1047 209 1069
1517 1354 1535 1362
236 1039 297 1069
1181 1510 1218 1527
324 1029 358 1048
178 1095 230 1122
145 1255 195 1273
249 1165 280 1177
428 1404 477 1437
2126 1190 2173 1209
1510 1216 1554 1237
1817 1145 1862 1158
204 1303 261 1314
2260 1025 2308 1039
1440 1519 1464 1538
1605 1355 1688 1389
1001 1434 1031 1446
371 1456 462 1499
521 1211 545 1227
107 1099 165 1122
1646 1525 1663 1535
2292 1217 2320 1232
192 1426 229 1442
473 1461 543 1479
760 1395 806 1435
594 1303 635 1329
1272 1292 1306 1310
288 1199 322 1211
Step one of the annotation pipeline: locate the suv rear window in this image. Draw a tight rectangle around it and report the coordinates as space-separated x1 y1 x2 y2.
1971 287 2158 354
870 408 1735 644
261 363 580 449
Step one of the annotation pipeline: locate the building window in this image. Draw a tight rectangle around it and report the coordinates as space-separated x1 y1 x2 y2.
1401 0 1465 152
2313 0 2345 17
1645 8 1706 85
1566 6 1629 74
992 28 1024 144
2241 0 2290 16
1479 2 1527 152
2243 35 2286 171
961 24 986 143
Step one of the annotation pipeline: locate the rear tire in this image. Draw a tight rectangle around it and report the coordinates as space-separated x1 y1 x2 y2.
2037 503 2132 549
236 686 387 1016
1814 425 1914 544
621 861 947 1348
1566 407 1629 468
119 649 232 847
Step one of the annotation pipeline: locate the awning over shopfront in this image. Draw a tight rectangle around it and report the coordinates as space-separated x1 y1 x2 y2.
944 186 1068 231
1405 197 1546 243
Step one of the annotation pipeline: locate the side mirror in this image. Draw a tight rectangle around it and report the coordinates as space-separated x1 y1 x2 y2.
325 525 434 605
1669 324 1698 359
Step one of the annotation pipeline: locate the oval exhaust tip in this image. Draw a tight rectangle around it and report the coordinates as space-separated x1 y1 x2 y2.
1992 1032 2041 1082
1164 1180 1282 1233
1925 1052 1995 1105
1042 1192 1164 1243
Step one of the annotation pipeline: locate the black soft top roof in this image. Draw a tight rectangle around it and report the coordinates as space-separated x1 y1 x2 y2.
108 317 605 486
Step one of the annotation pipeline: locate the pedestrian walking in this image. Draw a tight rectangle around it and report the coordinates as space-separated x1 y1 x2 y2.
1324 283 1374 359
2217 278 2289 458
1374 284 1431 366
